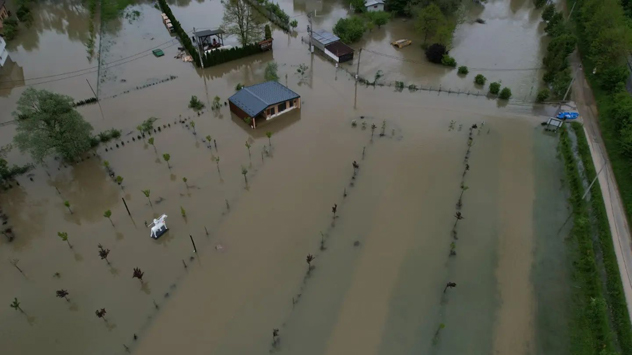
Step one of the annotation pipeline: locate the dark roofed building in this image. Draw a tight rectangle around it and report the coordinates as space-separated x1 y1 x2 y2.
229 81 301 128
0 1 8 31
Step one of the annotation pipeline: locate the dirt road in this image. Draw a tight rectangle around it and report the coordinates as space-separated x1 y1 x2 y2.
569 51 632 320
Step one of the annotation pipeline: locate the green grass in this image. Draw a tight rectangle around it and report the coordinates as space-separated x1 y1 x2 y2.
559 126 616 355
571 122 632 354
100 0 132 22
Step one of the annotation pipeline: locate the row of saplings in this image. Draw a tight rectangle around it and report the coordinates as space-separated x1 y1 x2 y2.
423 44 512 100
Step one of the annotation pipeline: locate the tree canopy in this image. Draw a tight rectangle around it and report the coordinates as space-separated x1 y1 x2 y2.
365 11 391 28
415 4 447 44
221 0 264 46
333 17 366 43
13 88 93 162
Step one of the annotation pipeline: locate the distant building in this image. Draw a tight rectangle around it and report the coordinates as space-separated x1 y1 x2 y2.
229 81 301 128
0 1 8 31
365 0 385 12
311 29 354 63
0 36 8 67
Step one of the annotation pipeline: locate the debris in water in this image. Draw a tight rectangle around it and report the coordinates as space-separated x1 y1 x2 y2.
353 241 360 247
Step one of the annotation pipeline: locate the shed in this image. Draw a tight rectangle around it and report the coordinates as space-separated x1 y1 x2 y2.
229 81 301 128
325 41 354 63
311 29 340 52
194 28 225 50
365 0 385 12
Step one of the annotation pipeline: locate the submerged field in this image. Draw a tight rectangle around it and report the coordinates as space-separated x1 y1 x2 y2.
0 1 573 355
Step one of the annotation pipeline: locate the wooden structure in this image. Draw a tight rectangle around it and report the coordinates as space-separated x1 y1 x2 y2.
194 29 225 52
258 38 273 51
311 29 354 63
229 81 301 128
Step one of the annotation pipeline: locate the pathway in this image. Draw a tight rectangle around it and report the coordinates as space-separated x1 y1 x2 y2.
569 51 632 321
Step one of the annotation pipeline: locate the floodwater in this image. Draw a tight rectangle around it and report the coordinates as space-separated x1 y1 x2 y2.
0 0 570 355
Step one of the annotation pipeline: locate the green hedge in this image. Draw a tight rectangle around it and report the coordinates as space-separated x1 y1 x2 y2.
157 0 201 67
571 122 632 354
245 0 290 32
559 126 616 355
202 43 264 67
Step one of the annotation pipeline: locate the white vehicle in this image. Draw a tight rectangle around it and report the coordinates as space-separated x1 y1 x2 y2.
149 214 169 239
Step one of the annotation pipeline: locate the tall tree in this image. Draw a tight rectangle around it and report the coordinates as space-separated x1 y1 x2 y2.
221 0 263 46
415 4 447 43
13 88 94 162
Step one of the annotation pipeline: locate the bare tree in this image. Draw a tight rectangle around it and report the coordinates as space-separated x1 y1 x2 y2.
221 0 264 46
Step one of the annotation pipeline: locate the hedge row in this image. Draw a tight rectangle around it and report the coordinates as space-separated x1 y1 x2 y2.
244 0 290 32
202 43 264 68
571 122 632 354
157 0 201 67
559 126 617 355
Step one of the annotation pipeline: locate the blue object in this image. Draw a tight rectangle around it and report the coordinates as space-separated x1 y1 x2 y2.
556 111 579 120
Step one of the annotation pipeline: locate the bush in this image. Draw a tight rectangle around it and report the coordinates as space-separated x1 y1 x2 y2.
599 65 629 92
333 17 366 43
536 88 550 102
365 11 391 28
458 66 468 75
441 55 457 67
290 19 298 28
489 82 501 95
533 0 547 9
474 74 486 85
189 96 205 111
3 17 18 40
499 87 512 100
202 43 264 67
425 43 447 64
16 5 32 23
542 4 556 21
264 24 272 39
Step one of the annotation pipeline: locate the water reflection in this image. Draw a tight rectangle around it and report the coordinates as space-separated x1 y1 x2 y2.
0 56 25 96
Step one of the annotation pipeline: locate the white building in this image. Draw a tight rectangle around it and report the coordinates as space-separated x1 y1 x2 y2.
0 37 8 67
365 0 385 12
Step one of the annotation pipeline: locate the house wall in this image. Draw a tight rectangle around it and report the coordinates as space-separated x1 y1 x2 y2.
366 3 384 12
229 101 250 120
263 98 301 120
0 5 8 30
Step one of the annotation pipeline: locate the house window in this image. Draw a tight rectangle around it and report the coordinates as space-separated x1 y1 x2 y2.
278 102 287 112
374 5 378 8
268 107 275 116
289 100 294 108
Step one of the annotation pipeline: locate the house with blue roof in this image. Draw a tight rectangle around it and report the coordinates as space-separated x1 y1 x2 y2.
228 81 301 128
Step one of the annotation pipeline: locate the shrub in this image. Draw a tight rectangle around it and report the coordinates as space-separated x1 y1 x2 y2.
290 19 298 28
441 55 457 67
264 62 279 81
458 66 468 75
598 65 629 92
499 87 512 100
333 17 366 43
425 43 447 64
489 82 501 95
3 17 18 40
395 81 405 90
474 74 486 85
264 24 272 39
365 11 391 28
542 4 556 21
533 0 547 8
536 88 550 103
351 0 366 12
236 83 244 91
189 96 205 111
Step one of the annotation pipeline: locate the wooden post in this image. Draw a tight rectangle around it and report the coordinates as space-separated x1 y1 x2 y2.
122 197 131 216
189 235 197 253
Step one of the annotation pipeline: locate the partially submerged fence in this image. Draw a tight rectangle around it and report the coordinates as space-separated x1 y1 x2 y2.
243 0 291 32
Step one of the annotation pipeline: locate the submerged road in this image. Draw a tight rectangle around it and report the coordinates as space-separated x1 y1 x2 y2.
569 51 632 321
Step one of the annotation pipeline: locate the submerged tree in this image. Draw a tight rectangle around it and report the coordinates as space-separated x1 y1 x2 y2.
163 154 171 169
264 62 279 82
306 254 315 269
56 289 70 302
64 200 73 214
183 177 189 189
95 308 107 321
241 166 248 185
181 206 187 218
245 141 251 158
98 244 111 265
10 298 23 313
104 210 113 226
212 96 221 110
189 96 205 111
115 176 124 188
142 189 152 207
266 131 273 146
58 231 72 249
190 121 196 135
132 267 144 284
148 137 156 152
13 88 94 162
205 135 212 149
221 0 263 46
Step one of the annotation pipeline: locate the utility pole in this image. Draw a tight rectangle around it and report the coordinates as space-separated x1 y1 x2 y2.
354 48 362 109
356 48 362 79
86 79 105 120
307 11 313 53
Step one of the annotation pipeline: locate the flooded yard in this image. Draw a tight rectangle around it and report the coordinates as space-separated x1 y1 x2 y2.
0 1 569 355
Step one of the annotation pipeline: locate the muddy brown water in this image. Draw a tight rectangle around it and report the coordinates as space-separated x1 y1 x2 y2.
0 1 570 354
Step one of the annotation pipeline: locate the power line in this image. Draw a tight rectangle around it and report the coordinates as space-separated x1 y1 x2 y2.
0 41 179 89
0 38 179 85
